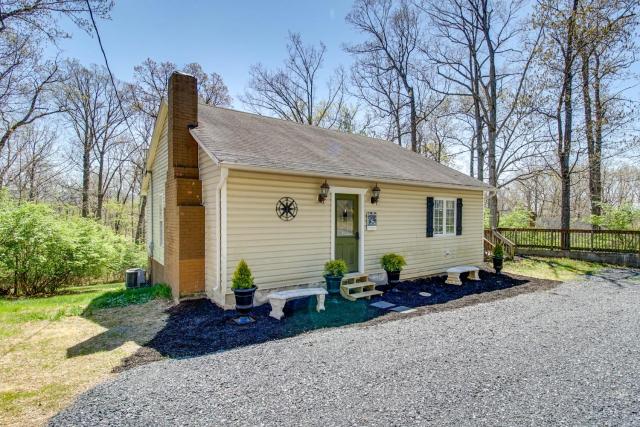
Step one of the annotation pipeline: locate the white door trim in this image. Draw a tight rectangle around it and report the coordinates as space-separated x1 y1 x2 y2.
330 186 367 274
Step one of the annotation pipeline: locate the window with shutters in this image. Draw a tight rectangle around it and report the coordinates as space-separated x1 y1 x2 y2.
434 198 456 236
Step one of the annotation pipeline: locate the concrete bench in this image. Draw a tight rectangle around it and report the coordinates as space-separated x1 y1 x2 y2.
445 266 481 285
267 287 328 320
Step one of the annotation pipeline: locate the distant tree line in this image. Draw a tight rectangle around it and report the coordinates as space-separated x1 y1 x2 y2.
0 0 638 247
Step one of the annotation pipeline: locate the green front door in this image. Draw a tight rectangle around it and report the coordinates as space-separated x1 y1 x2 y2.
335 194 359 273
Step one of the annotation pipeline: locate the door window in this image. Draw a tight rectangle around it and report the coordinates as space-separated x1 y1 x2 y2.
336 199 355 236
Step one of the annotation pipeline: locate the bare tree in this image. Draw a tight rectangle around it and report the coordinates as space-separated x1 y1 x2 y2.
183 63 232 107
130 58 232 242
423 0 542 228
58 61 124 218
534 0 584 244
242 32 345 128
0 31 63 160
346 0 425 151
0 124 60 201
0 0 112 38
350 50 408 144
578 0 638 223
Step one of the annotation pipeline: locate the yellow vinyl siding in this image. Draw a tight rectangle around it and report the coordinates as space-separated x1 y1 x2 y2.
198 147 220 300
146 116 168 265
226 171 330 289
224 170 484 295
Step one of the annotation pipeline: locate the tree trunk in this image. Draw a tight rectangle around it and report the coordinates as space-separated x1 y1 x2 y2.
486 59 498 229
580 49 601 227
95 155 105 220
135 195 147 244
469 137 475 177
591 52 603 218
81 138 91 218
559 0 579 249
407 86 417 152
474 93 484 181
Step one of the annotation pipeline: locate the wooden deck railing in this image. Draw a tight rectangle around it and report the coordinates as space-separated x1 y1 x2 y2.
484 229 516 260
496 228 640 254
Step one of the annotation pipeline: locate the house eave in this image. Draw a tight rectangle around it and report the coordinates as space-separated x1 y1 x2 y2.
215 161 490 192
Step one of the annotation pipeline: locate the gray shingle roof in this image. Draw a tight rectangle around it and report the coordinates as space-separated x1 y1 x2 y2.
191 105 489 190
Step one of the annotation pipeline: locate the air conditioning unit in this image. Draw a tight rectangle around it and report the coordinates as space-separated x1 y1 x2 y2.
125 268 146 288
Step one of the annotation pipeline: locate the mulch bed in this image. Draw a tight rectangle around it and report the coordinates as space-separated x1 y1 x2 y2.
115 270 560 372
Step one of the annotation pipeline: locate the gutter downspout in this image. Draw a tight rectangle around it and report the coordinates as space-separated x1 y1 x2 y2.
148 170 154 283
216 167 228 295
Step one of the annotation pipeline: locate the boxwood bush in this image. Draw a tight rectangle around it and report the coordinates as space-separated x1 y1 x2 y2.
0 195 146 296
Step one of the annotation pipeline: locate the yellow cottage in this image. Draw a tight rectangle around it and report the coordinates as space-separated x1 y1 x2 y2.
142 72 490 308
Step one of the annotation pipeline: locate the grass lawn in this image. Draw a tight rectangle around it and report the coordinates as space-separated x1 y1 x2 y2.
0 283 171 427
501 256 610 282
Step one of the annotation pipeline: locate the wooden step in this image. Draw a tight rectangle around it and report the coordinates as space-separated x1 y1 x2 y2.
343 289 383 301
341 281 377 290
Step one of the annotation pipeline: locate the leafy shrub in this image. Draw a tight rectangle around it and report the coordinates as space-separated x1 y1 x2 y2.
499 206 533 228
231 260 255 289
0 198 147 296
324 259 348 277
380 253 407 272
493 242 504 258
589 203 640 230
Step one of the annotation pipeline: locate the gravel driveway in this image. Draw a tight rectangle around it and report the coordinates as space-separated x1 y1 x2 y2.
50 270 640 426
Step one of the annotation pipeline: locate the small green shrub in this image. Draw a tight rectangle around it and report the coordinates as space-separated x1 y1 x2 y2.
380 253 407 272
493 242 504 258
324 259 348 277
231 260 255 289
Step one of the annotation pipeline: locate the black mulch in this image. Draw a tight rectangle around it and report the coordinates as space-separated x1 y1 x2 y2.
115 270 559 372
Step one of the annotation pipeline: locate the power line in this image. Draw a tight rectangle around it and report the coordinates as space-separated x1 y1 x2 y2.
85 0 138 143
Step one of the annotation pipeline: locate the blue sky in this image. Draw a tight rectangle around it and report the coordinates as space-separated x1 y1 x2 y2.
55 0 359 104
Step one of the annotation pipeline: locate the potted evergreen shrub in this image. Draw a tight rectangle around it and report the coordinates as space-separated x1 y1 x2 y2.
493 242 504 274
381 253 406 290
324 259 348 294
231 259 257 315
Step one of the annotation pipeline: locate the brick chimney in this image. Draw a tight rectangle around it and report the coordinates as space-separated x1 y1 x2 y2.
164 72 205 299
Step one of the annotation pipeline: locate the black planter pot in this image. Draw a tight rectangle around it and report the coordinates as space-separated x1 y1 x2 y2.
233 286 257 315
384 270 401 291
493 256 503 274
325 275 343 294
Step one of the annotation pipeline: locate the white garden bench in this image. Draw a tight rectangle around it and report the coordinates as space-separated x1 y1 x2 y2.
445 266 481 285
267 287 328 320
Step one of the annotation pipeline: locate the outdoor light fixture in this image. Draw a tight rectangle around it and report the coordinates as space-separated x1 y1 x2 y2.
371 183 381 204
318 180 330 203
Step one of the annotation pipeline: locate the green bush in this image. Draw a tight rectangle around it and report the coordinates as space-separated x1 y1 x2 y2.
231 260 255 289
380 253 406 272
0 198 147 296
324 259 348 277
589 203 640 230
493 242 504 258
500 206 533 228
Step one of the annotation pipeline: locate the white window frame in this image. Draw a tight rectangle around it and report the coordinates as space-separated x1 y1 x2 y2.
433 197 457 237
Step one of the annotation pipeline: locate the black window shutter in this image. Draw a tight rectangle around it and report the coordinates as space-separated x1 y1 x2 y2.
426 197 434 237
456 198 463 235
